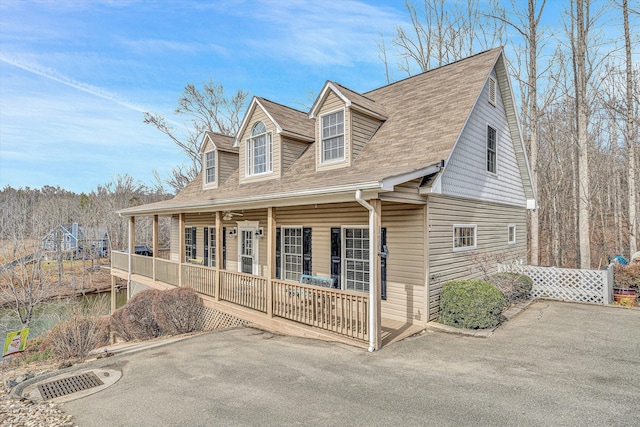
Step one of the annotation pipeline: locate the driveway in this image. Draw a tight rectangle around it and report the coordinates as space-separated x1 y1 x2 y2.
63 301 640 426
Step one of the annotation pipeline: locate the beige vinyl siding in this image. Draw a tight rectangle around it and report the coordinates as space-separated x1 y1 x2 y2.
381 202 426 324
316 91 350 171
351 110 382 162
170 215 179 262
239 106 281 183
278 201 426 325
218 151 238 185
426 194 527 320
281 137 309 173
380 178 426 204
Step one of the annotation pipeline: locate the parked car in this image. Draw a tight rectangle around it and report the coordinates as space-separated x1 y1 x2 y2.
125 245 153 256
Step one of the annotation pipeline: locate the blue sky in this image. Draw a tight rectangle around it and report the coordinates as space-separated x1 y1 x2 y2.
0 0 634 193
0 0 407 193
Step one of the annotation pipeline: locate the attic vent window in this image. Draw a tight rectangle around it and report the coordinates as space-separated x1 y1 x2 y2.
488 76 497 106
321 110 345 163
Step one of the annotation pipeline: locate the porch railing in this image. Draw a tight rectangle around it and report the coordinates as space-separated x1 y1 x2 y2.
131 254 153 278
182 263 216 298
112 251 128 271
156 258 179 286
273 280 369 341
219 270 267 313
111 251 368 342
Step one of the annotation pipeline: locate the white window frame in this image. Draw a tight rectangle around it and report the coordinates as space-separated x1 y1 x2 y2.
508 224 516 245
185 226 195 260
342 226 370 293
237 221 259 275
282 226 303 281
246 122 272 177
320 108 345 164
207 226 216 267
487 124 497 175
204 151 216 185
488 75 497 106
453 224 477 252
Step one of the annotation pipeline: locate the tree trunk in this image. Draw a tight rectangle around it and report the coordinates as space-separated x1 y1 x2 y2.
574 0 591 268
624 0 637 257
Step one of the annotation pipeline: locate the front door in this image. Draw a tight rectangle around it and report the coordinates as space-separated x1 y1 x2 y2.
239 227 256 274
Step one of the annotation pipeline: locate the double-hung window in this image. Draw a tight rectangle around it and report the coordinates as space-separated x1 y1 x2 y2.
282 227 303 281
185 227 196 260
205 151 216 184
246 122 272 176
453 224 476 251
344 227 369 292
321 110 344 162
487 125 497 174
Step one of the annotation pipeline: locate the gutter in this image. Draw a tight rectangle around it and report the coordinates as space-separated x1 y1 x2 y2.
355 189 377 352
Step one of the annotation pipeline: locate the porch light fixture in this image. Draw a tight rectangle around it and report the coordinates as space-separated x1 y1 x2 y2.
255 227 264 237
228 227 237 237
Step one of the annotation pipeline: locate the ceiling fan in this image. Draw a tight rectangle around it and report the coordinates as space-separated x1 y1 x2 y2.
222 211 243 221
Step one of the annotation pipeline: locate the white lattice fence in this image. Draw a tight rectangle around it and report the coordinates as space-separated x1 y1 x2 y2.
196 305 249 331
499 263 614 304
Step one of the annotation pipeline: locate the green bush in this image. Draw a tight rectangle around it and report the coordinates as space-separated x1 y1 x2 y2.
439 280 506 329
489 273 533 303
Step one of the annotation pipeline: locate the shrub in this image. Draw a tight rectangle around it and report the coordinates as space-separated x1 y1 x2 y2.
110 306 133 341
489 273 533 303
614 264 640 289
152 287 203 335
45 315 103 360
123 289 162 340
439 280 506 329
95 316 111 348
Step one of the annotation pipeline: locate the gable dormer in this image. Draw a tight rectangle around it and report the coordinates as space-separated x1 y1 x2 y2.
235 97 314 184
200 132 238 190
309 81 386 172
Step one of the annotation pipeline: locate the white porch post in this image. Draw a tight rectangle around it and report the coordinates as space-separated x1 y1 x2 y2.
152 214 158 281
267 207 276 317
355 190 381 351
127 216 135 300
178 213 185 287
215 211 222 301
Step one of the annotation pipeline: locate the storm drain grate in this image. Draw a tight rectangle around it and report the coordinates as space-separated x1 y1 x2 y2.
38 372 104 400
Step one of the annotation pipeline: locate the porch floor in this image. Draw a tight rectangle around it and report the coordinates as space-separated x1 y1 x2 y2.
381 319 425 347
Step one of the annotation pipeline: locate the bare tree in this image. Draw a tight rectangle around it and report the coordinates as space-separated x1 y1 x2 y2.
379 0 505 78
623 0 637 257
571 0 592 268
144 79 249 192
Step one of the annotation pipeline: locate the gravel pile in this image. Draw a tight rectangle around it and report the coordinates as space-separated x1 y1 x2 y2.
0 389 75 427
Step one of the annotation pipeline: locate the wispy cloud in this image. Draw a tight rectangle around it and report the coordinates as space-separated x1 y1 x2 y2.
118 38 229 56
239 0 404 67
0 54 148 113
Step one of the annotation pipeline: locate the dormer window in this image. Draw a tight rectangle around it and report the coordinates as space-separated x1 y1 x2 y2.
321 109 344 163
205 151 216 184
246 121 272 176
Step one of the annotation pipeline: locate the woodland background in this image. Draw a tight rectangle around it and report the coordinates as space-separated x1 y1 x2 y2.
1 0 638 270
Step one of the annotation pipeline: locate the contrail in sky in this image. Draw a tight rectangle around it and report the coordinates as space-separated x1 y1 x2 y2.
0 54 148 113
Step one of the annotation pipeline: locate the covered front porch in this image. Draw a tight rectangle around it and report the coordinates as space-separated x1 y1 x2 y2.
110 252 422 348
111 197 427 350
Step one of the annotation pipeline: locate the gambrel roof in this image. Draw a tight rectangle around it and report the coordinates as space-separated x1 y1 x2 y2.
120 47 535 215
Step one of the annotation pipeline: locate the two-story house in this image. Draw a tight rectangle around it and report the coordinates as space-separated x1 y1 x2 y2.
111 48 536 350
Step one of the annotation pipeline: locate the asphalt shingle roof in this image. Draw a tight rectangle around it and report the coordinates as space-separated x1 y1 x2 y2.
121 48 502 214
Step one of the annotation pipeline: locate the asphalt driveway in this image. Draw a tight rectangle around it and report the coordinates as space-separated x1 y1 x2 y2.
63 301 640 426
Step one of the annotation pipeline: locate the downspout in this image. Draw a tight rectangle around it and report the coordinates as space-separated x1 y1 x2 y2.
355 190 377 352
